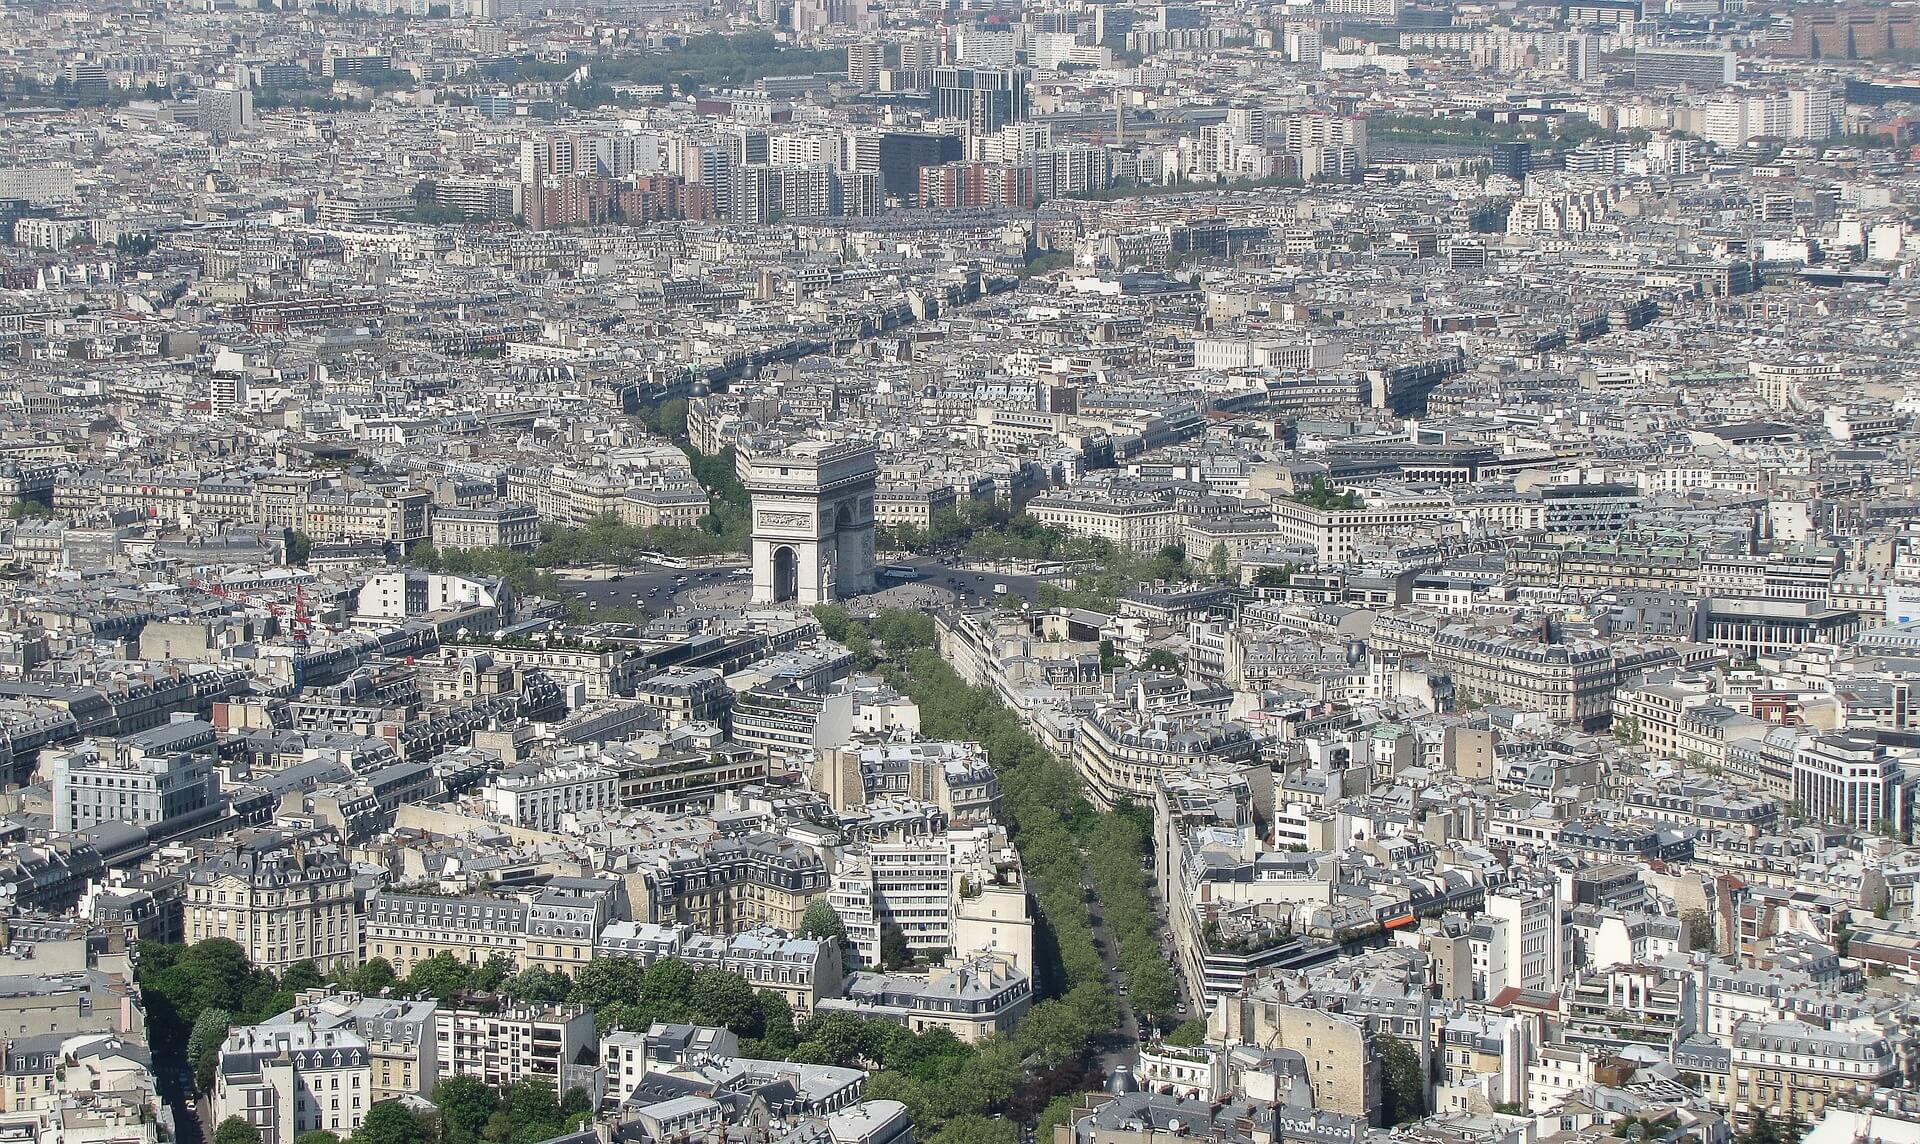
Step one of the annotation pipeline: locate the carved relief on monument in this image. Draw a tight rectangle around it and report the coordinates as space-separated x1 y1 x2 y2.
756 510 815 529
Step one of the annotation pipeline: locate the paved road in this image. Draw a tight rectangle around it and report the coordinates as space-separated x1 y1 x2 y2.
564 563 743 616
1086 865 1203 1075
560 555 1057 620
1086 878 1144 1074
903 559 1053 609
155 1063 203 1144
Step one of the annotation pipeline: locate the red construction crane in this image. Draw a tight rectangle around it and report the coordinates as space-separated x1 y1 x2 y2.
291 583 312 646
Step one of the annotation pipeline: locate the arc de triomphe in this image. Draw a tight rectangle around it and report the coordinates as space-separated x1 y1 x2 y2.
747 441 879 606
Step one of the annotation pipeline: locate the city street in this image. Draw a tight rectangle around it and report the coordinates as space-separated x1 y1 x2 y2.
562 562 745 615
560 555 1059 619
1086 879 1145 1075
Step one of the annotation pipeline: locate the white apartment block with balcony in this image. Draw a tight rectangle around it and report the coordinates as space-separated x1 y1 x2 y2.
828 825 1031 972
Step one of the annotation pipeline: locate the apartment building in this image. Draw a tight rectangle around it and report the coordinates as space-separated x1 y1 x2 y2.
1368 612 1621 730
1025 491 1181 553
829 836 951 966
851 741 1003 827
299 488 431 548
1152 764 1331 1003
1621 781 1778 837
1215 995 1381 1123
429 504 540 553
826 825 1031 971
275 991 439 1102
508 466 630 526
183 830 359 973
252 473 330 530
618 486 711 530
822 953 1031 1042
1751 358 1839 410
1507 537 1703 593
1073 700 1260 810
213 1024 373 1144
1793 732 1914 834
1562 965 1695 1056
731 686 855 760
1269 491 1457 564
434 1004 595 1091
874 483 959 530
1477 886 1566 998
597 923 842 1015
362 891 527 974
1282 114 1368 181
1610 676 1715 758
48 718 218 833
1703 597 1861 659
599 741 766 813
632 668 733 729
362 879 620 976
484 759 619 832
443 642 636 703
524 883 623 976
1687 1020 1905 1125
636 833 830 933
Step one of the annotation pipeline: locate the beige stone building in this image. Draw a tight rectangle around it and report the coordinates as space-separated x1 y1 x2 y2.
429 503 540 553
183 829 359 973
618 485 711 529
361 880 618 977
1026 491 1180 553
299 488 430 547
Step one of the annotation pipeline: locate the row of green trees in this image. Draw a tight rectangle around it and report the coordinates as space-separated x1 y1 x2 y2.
904 659 1080 988
1084 807 1181 1020
530 512 741 564
961 512 1097 563
876 506 1123 567
1063 173 1307 203
1740 1112 1807 1144
138 940 809 1089
814 606 937 671
139 940 312 1089
1290 476 1364 510
1363 111 1622 153
640 398 751 549
431 1075 590 1144
785 1014 1021 1144
591 33 844 94
408 398 754 585
340 951 796 1053
199 947 1086 1144
876 499 1051 556
874 632 1184 1138
468 34 841 96
405 543 568 596
815 610 1147 1127
888 643 1105 990
1379 1034 1429 1125
1031 542 1196 613
855 610 1178 1046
